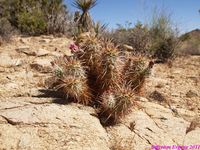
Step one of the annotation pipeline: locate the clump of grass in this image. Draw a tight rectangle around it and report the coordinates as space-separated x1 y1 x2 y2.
148 8 179 62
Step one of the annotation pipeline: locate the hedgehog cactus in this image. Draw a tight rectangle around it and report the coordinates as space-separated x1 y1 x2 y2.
45 34 153 125
75 32 102 74
99 87 135 125
123 56 153 94
98 40 123 93
46 56 92 105
52 56 87 79
54 76 92 105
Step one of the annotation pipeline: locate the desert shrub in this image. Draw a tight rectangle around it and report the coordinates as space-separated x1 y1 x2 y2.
110 22 132 46
111 21 150 54
65 13 80 37
148 9 179 62
127 22 150 54
43 0 70 34
0 17 13 41
152 36 177 61
0 0 71 35
17 10 47 35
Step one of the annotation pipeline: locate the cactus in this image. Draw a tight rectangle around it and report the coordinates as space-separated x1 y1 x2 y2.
45 34 154 125
75 32 102 74
53 56 87 79
99 86 135 125
46 56 92 105
54 76 92 105
97 39 123 93
123 56 154 94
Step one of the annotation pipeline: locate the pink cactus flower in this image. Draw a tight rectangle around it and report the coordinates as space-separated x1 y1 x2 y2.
69 43 79 53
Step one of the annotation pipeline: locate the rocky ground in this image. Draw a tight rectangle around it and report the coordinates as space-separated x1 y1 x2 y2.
0 36 199 150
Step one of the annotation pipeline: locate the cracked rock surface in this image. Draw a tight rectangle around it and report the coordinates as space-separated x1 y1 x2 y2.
0 36 199 150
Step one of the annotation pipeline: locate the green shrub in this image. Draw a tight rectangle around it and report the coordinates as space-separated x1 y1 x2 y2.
111 21 150 54
148 9 179 62
153 36 177 61
17 10 47 35
0 17 13 41
127 22 150 54
0 0 71 35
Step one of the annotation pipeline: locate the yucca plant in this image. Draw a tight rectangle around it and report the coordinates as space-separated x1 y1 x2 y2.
97 39 123 93
99 86 135 125
73 0 97 33
123 56 154 94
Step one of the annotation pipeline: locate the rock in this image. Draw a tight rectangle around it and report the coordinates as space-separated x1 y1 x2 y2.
149 90 166 102
136 96 149 102
186 119 200 134
37 48 50 57
16 47 50 57
30 58 52 73
16 46 30 51
107 124 139 150
138 101 189 145
0 53 23 67
106 100 194 149
0 67 4 72
19 38 30 44
39 39 51 43
16 46 36 56
15 59 23 66
50 51 64 57
176 108 196 121
5 83 19 89
41 35 54 39
0 98 109 150
123 44 134 51
186 90 198 98
184 128 200 145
